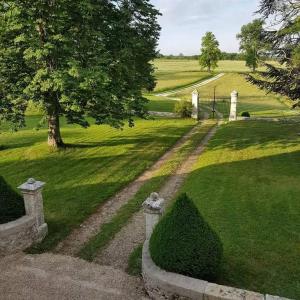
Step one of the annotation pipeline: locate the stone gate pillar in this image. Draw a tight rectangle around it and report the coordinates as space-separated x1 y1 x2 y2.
143 192 164 240
18 178 48 241
229 90 238 121
192 89 200 120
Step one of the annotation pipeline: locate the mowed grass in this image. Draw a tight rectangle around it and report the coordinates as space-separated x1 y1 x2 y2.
146 95 177 112
174 73 296 118
178 121 300 299
0 116 195 251
153 70 212 93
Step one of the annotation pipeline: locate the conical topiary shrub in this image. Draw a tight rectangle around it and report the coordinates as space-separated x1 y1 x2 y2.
149 193 223 281
0 176 25 224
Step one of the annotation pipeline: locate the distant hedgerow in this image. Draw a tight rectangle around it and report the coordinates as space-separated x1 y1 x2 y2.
0 176 25 224
149 193 223 281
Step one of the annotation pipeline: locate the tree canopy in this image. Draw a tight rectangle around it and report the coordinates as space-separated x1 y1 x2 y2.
199 32 221 72
247 0 300 107
237 19 265 72
0 0 160 147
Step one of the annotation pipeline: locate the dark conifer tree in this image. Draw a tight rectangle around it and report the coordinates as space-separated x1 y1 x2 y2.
247 0 300 108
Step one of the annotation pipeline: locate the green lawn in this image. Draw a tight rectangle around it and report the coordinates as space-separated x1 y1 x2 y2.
0 116 195 251
178 120 300 299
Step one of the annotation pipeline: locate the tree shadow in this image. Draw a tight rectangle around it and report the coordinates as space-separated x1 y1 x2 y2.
206 120 300 151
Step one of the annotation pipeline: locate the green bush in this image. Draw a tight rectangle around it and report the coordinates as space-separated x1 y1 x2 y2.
174 100 193 118
241 111 250 117
149 193 223 281
0 176 25 224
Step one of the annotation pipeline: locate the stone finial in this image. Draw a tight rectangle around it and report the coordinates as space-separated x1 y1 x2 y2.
192 89 199 96
143 193 165 240
231 90 238 97
143 192 164 213
18 178 45 192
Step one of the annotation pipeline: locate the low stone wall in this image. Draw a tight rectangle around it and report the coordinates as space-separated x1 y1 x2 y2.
0 178 48 256
0 216 35 256
149 111 178 118
142 241 291 300
142 193 292 300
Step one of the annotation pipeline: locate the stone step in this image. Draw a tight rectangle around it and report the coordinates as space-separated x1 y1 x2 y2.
0 253 149 300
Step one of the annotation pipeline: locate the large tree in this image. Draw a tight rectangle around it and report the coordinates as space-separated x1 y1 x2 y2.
237 19 265 72
247 0 300 108
0 0 160 147
199 32 221 72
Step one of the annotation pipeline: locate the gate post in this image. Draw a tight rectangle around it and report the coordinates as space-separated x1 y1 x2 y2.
229 90 238 121
18 178 48 241
192 89 200 120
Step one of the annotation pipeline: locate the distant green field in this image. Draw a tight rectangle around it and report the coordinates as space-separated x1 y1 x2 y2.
153 59 271 76
178 120 300 299
149 59 291 116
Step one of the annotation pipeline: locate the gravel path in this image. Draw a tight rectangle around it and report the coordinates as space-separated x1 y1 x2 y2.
155 73 225 97
95 123 219 270
55 123 203 256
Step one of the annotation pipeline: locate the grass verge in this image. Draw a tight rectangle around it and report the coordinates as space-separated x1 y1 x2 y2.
127 244 143 276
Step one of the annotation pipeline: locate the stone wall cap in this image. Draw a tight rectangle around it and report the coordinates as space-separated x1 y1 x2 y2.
265 295 293 300
18 178 45 192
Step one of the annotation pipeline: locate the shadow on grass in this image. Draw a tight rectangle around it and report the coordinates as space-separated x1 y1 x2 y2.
207 120 300 151
179 150 300 299
0 121 193 252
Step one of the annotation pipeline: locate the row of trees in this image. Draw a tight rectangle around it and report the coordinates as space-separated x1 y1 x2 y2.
0 0 161 147
157 52 245 61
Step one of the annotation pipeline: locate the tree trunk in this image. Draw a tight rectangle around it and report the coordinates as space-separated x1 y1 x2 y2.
48 112 64 148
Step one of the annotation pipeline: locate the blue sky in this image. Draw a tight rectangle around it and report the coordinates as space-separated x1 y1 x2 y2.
150 0 261 55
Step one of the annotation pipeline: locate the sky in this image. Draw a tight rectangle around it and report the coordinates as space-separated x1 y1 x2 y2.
150 0 261 55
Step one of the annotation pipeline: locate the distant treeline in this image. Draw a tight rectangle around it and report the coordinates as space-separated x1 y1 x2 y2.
157 52 272 61
157 52 245 60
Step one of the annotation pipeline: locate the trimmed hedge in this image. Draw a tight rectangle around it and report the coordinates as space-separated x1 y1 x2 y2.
174 100 193 118
150 193 223 281
0 176 25 224
241 111 250 118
